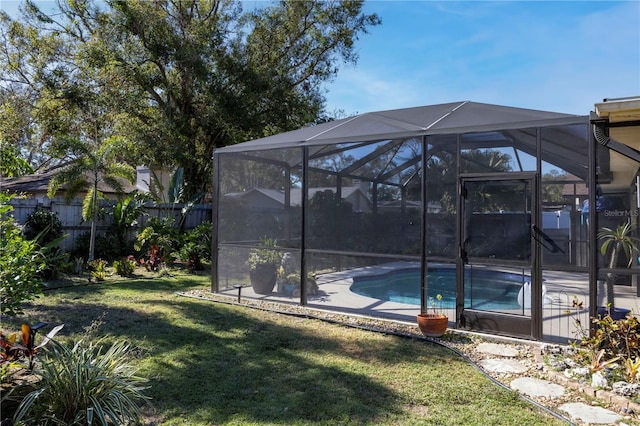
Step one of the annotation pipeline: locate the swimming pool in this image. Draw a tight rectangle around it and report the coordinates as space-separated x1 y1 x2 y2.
350 267 526 310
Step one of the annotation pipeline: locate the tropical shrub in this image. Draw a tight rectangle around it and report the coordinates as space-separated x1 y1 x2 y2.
113 257 136 277
187 221 212 259
109 194 149 258
0 194 45 316
139 245 163 272
134 216 180 262
73 232 120 262
22 209 69 280
23 210 63 245
572 313 640 383
32 245 71 281
178 242 204 272
13 336 149 425
87 259 108 282
1 323 64 371
178 221 212 271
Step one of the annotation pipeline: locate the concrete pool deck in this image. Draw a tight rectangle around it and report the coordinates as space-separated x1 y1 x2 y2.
220 261 640 343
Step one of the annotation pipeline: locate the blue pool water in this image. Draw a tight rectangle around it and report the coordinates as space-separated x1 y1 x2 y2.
350 267 525 310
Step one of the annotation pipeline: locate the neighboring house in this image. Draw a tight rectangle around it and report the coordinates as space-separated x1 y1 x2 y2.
224 185 373 213
225 188 288 212
0 166 173 202
0 168 137 252
1 166 208 253
300 186 372 212
135 166 173 202
561 177 589 209
378 199 444 213
0 168 138 202
593 97 640 194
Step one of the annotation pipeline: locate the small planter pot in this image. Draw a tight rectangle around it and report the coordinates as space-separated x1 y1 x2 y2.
596 306 631 321
281 282 298 296
249 264 277 294
417 313 448 337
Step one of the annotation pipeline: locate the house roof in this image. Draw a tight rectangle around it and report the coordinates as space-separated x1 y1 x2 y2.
226 186 369 207
217 101 586 153
0 169 58 193
595 96 640 124
0 168 137 196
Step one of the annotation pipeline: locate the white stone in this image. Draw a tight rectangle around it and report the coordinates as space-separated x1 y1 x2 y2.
510 377 565 398
571 367 590 379
564 358 577 368
591 371 608 388
479 358 528 374
560 402 622 424
613 381 640 397
476 342 519 357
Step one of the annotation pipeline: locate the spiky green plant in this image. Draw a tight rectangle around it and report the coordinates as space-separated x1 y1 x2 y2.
598 220 640 309
13 337 149 425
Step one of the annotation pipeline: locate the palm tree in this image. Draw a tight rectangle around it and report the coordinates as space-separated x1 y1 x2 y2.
597 220 640 310
48 137 136 261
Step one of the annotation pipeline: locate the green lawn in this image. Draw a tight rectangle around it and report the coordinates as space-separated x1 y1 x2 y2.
3 271 566 425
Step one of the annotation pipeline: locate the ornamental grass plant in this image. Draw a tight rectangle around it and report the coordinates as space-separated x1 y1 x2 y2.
12 332 149 425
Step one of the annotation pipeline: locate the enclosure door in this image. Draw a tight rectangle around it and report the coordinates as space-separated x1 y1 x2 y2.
458 175 540 339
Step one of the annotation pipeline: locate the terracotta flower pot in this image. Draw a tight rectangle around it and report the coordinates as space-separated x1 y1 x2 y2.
417 313 448 337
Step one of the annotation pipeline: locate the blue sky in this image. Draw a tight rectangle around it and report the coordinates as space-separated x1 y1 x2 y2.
2 1 638 116
324 1 640 116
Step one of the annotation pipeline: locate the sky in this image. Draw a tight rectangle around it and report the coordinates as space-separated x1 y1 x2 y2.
324 0 640 116
1 0 638 116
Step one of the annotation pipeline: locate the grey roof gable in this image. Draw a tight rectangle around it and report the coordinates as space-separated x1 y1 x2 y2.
218 101 586 153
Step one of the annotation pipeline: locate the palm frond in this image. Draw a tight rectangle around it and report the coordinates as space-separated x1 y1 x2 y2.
81 187 104 222
168 167 184 203
102 175 126 194
47 160 91 200
598 221 639 262
63 177 90 203
46 175 63 199
106 162 136 181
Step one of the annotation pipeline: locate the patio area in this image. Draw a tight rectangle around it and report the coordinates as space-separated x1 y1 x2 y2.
213 99 640 342
219 261 639 343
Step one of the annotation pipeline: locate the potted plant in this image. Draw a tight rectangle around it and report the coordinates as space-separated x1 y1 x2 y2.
248 238 280 294
597 220 639 319
417 294 448 337
277 268 320 297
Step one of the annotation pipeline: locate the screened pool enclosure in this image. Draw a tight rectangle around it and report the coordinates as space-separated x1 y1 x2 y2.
212 101 640 342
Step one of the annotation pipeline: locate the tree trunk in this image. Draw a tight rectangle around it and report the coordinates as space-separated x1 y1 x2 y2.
88 175 98 261
606 242 620 309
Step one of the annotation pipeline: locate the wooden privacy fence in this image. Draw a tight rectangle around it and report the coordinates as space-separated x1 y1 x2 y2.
9 197 212 253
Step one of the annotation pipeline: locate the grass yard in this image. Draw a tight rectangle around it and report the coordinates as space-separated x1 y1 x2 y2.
2 271 566 425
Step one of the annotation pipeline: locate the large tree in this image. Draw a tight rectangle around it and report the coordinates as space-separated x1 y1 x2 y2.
1 0 380 200
0 7 70 174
